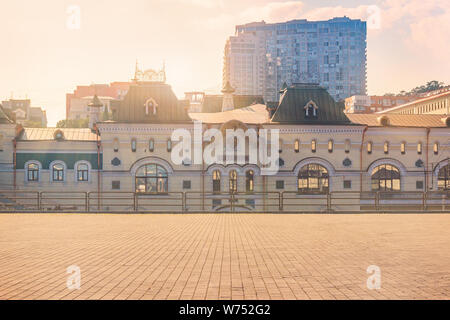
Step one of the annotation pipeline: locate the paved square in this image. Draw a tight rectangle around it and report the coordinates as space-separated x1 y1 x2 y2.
0 213 450 300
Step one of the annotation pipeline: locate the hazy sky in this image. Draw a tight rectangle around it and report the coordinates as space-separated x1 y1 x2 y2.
1 0 449 126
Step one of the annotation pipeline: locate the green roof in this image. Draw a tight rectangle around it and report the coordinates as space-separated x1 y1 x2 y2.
270 84 351 124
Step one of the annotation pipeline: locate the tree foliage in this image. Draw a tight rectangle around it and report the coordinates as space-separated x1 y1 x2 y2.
56 118 89 128
398 80 446 96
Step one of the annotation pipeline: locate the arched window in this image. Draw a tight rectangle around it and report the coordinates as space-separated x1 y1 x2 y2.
367 141 373 154
77 163 89 181
371 164 400 191
145 98 157 116
131 138 137 152
149 139 154 152
438 164 450 190
52 163 64 182
311 139 317 153
298 164 329 194
294 139 300 153
246 170 254 193
135 164 168 193
229 170 237 193
304 101 318 118
212 170 221 193
328 139 334 153
400 142 406 155
27 163 39 182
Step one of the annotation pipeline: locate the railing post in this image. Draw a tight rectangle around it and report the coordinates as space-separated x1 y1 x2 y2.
327 193 331 213
182 192 186 213
375 192 380 212
422 192 426 212
85 192 89 212
278 192 282 212
37 192 41 211
133 193 137 212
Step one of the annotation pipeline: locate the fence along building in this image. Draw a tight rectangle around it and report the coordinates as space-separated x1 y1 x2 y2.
0 78 448 212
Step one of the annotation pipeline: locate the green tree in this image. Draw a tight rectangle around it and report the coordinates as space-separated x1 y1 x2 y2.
56 118 89 128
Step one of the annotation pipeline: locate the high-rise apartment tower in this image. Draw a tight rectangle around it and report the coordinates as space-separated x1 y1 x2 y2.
223 17 367 102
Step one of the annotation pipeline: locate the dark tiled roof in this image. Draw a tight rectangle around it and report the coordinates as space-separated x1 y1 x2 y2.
270 84 351 124
114 82 191 123
201 95 264 113
346 114 450 128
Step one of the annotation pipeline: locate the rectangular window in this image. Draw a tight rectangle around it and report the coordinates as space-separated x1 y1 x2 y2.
245 199 255 208
131 139 137 152
433 143 439 155
311 140 316 153
343 180 352 189
167 139 172 152
384 142 389 154
212 199 222 208
345 139 351 153
276 180 284 189
328 140 333 153
401 142 406 155
417 142 422 154
416 181 423 190
294 140 300 153
112 181 120 190
367 142 372 154
183 180 191 189
149 139 154 152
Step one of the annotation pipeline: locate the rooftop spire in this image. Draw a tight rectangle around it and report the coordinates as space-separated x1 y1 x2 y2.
222 81 235 94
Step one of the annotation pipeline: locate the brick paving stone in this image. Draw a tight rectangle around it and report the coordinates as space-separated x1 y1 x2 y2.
0 213 450 300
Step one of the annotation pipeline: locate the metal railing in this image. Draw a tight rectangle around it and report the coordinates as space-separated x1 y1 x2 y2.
0 190 448 213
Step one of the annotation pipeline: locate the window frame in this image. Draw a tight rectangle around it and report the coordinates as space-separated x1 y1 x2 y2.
212 170 221 194
27 162 40 182
245 170 254 193
135 163 168 194
297 163 329 194
229 170 237 194
311 139 317 153
437 164 450 190
76 162 89 182
294 139 300 153
51 162 65 182
371 164 401 192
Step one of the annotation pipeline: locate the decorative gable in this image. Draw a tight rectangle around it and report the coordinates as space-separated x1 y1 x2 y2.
303 100 318 118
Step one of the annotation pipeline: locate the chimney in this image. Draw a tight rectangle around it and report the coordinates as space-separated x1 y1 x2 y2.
221 81 235 112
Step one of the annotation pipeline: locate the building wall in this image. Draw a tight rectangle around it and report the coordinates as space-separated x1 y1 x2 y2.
0 123 448 209
224 18 367 103
381 92 450 115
